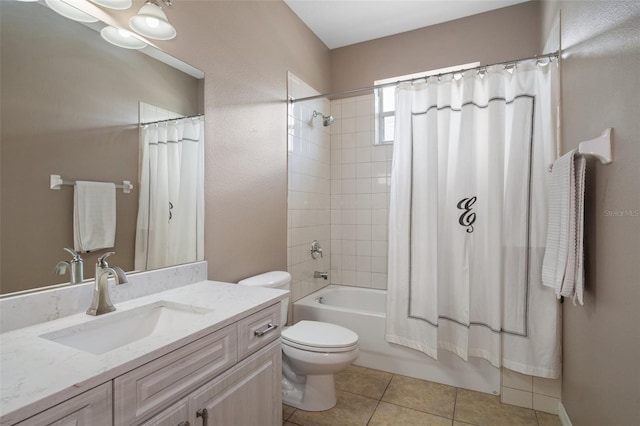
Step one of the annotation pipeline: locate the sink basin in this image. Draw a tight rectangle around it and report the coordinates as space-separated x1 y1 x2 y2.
40 301 213 355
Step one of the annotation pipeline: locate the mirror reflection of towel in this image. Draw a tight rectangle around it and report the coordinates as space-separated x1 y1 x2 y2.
74 181 116 253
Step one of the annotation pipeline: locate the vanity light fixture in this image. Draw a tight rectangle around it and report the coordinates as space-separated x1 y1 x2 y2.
89 0 132 10
44 0 99 23
129 0 176 41
100 26 147 49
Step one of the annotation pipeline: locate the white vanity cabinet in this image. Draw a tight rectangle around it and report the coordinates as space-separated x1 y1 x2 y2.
117 302 282 426
14 382 112 426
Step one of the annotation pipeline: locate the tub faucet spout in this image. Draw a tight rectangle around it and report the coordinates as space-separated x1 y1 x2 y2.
314 271 328 280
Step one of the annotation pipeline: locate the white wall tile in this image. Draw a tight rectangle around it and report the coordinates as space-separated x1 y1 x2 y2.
533 376 562 398
501 387 533 409
503 369 533 392
533 394 560 414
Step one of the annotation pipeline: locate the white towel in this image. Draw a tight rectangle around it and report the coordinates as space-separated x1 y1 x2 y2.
74 181 116 253
542 149 586 305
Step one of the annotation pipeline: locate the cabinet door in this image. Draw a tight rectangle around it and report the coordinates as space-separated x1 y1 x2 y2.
189 340 282 426
114 324 236 425
139 398 189 426
15 382 111 426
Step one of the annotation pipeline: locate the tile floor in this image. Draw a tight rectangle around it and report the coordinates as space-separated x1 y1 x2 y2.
283 365 562 426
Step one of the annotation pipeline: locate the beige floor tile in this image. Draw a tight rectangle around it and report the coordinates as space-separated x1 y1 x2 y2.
454 389 538 426
283 404 296 421
335 365 393 400
453 422 475 426
536 410 563 426
284 422 300 426
288 390 378 426
381 374 457 418
368 401 452 426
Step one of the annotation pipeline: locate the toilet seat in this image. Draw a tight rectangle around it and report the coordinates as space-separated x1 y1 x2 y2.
281 320 358 353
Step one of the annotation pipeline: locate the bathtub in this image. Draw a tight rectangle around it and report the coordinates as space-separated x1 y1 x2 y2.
293 285 501 395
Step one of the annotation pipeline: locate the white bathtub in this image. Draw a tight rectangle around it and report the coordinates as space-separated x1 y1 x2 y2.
293 285 500 395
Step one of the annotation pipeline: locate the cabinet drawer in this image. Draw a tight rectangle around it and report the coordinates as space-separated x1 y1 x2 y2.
114 324 237 425
237 303 281 361
16 382 112 426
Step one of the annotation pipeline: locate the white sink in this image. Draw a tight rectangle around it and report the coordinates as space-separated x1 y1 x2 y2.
40 301 213 355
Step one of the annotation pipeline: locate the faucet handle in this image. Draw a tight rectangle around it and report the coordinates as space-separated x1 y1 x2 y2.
97 251 116 267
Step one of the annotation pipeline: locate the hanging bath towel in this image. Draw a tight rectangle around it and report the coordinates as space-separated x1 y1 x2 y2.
542 149 586 305
74 181 116 253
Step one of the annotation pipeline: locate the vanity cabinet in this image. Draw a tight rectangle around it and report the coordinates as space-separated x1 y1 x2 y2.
188 340 281 426
117 303 282 426
15 382 112 426
10 303 282 426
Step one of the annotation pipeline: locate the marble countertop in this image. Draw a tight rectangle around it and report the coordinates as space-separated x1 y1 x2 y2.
0 280 287 425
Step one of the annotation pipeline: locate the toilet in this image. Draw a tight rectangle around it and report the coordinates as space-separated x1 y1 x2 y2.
238 271 359 411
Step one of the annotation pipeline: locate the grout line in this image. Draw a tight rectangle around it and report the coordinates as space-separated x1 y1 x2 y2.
452 386 459 423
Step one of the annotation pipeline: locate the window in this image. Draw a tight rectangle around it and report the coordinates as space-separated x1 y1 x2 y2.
374 62 480 145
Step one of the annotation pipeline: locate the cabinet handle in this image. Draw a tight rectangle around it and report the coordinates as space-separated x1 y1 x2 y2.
254 322 278 337
196 408 208 426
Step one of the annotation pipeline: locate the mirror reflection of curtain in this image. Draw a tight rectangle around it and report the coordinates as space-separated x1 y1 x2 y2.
135 117 204 270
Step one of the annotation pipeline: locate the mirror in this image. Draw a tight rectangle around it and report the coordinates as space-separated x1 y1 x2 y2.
0 0 205 295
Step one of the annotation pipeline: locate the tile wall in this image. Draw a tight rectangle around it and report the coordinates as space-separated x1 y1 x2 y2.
329 94 393 289
287 73 332 305
501 369 562 414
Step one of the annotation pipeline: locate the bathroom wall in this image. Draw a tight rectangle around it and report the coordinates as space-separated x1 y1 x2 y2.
142 1 331 284
540 1 640 424
329 95 392 289
330 1 540 94
287 74 332 304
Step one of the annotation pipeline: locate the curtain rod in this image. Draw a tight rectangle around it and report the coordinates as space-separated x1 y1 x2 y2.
289 51 560 104
140 113 204 126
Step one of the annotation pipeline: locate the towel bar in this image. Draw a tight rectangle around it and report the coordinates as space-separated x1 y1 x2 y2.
549 128 613 172
50 174 133 194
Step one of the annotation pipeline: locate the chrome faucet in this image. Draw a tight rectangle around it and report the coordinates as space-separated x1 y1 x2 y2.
54 248 84 284
87 252 128 316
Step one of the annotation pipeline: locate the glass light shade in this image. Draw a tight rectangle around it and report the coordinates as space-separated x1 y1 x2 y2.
101 26 147 49
129 2 176 40
90 0 132 10
44 0 99 23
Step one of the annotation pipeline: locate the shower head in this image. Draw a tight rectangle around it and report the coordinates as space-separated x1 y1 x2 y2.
313 110 334 126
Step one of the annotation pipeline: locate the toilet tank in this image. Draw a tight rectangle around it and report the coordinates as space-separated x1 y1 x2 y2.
238 271 291 326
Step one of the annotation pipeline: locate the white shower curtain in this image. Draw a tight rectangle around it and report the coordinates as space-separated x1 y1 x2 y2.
135 117 205 271
386 60 561 378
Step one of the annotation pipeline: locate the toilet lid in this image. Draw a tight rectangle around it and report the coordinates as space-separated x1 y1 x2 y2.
281 320 358 349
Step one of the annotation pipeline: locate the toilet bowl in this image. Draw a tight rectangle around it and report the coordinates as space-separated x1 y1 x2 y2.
238 271 359 411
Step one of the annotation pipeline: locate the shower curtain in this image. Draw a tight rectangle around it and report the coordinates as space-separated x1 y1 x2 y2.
386 60 561 378
135 117 205 271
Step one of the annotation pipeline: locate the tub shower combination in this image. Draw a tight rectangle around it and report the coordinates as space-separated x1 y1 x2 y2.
294 285 500 394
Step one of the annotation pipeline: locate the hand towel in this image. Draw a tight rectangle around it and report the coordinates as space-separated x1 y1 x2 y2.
542 149 586 305
74 181 116 253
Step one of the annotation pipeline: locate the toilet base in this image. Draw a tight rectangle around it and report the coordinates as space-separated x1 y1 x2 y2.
282 374 337 411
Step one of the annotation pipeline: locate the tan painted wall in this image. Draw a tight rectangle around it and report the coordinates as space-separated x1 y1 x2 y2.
330 1 540 93
128 1 331 283
540 1 640 424
0 2 200 294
